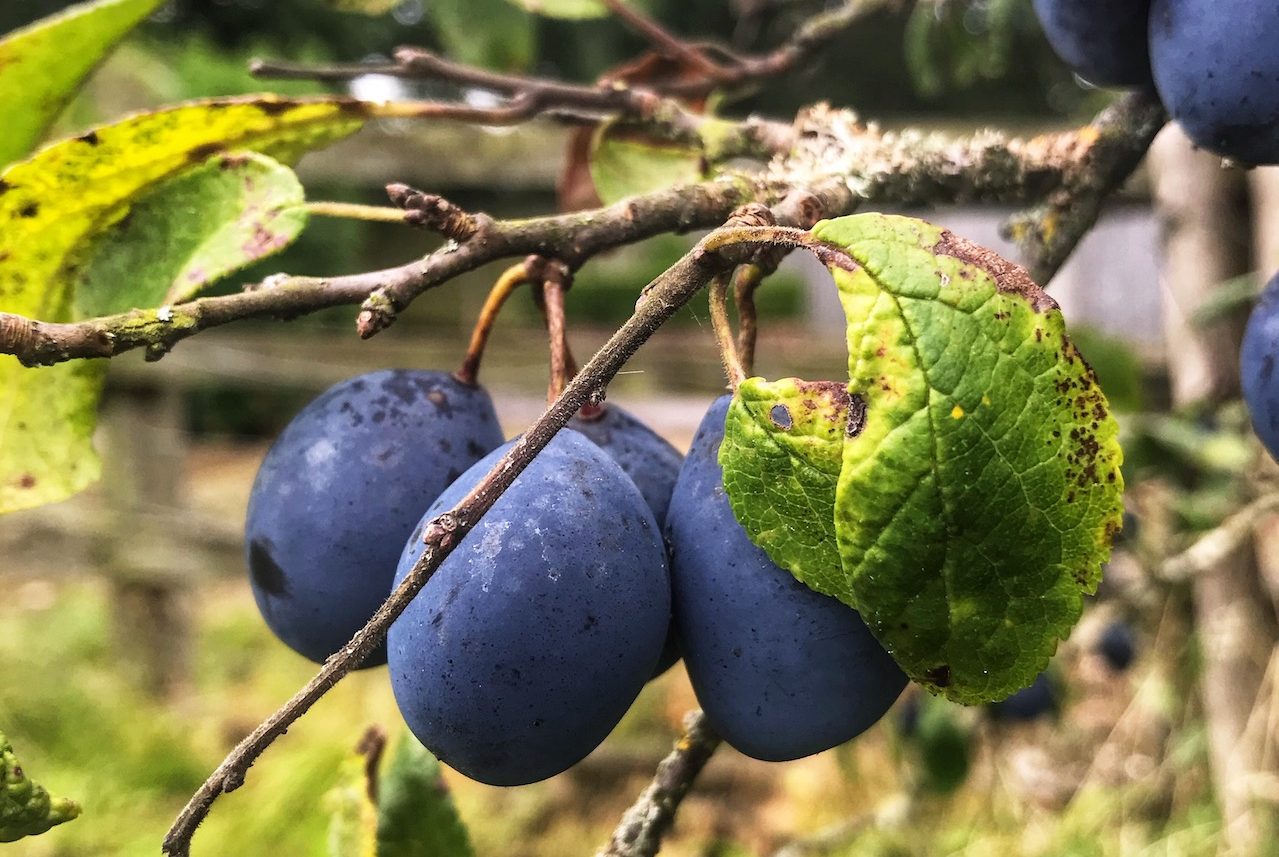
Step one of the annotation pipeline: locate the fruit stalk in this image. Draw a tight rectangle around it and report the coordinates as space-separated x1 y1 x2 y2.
708 271 746 389
455 260 531 386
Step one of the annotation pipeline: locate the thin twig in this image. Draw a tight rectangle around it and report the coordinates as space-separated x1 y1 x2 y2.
601 0 731 79
252 0 892 104
1158 493 1279 584
595 711 722 857
0 180 757 366
731 261 779 376
539 261 574 403
159 208 803 857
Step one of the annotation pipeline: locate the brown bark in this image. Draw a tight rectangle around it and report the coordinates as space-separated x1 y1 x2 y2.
1150 126 1279 853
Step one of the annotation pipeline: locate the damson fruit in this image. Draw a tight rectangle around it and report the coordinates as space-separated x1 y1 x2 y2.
570 404 684 675
387 430 670 786
245 370 503 666
1242 272 1279 458
568 405 682 527
1032 0 1153 87
1150 0 1279 164
988 672 1057 722
1097 620 1137 672
666 396 907 762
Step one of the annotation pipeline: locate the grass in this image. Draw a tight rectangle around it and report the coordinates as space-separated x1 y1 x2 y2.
0 570 1243 857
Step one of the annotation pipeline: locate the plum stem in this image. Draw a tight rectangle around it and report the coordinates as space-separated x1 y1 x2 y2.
731 263 767 376
539 263 575 405
455 261 531 386
709 271 746 389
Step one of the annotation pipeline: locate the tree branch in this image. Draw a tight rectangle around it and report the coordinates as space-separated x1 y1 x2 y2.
595 710 722 857
1159 493 1279 584
0 93 1165 367
1003 91 1167 284
0 181 757 366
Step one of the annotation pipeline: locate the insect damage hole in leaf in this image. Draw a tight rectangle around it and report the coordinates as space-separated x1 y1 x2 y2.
719 212 1123 704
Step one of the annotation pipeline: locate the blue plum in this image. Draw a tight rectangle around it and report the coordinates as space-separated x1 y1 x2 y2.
1032 0 1153 87
568 405 682 528
1242 272 1279 458
570 404 683 676
1097 620 1137 672
988 672 1057 722
245 370 504 666
388 430 670 786
666 396 907 762
1150 0 1279 164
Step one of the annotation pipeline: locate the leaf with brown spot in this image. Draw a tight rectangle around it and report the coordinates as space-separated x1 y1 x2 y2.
720 213 1124 704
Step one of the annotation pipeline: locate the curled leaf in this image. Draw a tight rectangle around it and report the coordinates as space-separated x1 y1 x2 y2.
74 150 309 312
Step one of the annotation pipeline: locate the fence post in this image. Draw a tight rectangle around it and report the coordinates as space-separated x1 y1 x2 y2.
99 381 192 700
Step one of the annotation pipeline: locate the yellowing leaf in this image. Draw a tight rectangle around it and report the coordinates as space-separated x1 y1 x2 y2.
323 0 404 14
0 97 365 513
74 151 309 313
0 0 164 166
506 0 608 19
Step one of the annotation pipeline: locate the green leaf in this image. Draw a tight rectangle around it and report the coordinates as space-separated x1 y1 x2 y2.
720 213 1123 704
0 97 365 513
721 378 850 597
505 0 608 19
74 151 309 314
377 731 473 857
322 0 404 14
429 0 535 71
0 0 164 166
912 696 970 794
0 730 80 842
588 119 706 205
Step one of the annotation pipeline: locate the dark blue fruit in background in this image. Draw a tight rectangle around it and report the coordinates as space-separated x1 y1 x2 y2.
388 431 670 786
666 396 907 762
988 672 1057 722
570 404 684 676
245 370 504 666
568 405 683 527
1097 620 1137 672
1242 272 1279 459
1150 0 1279 164
1032 0 1153 87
